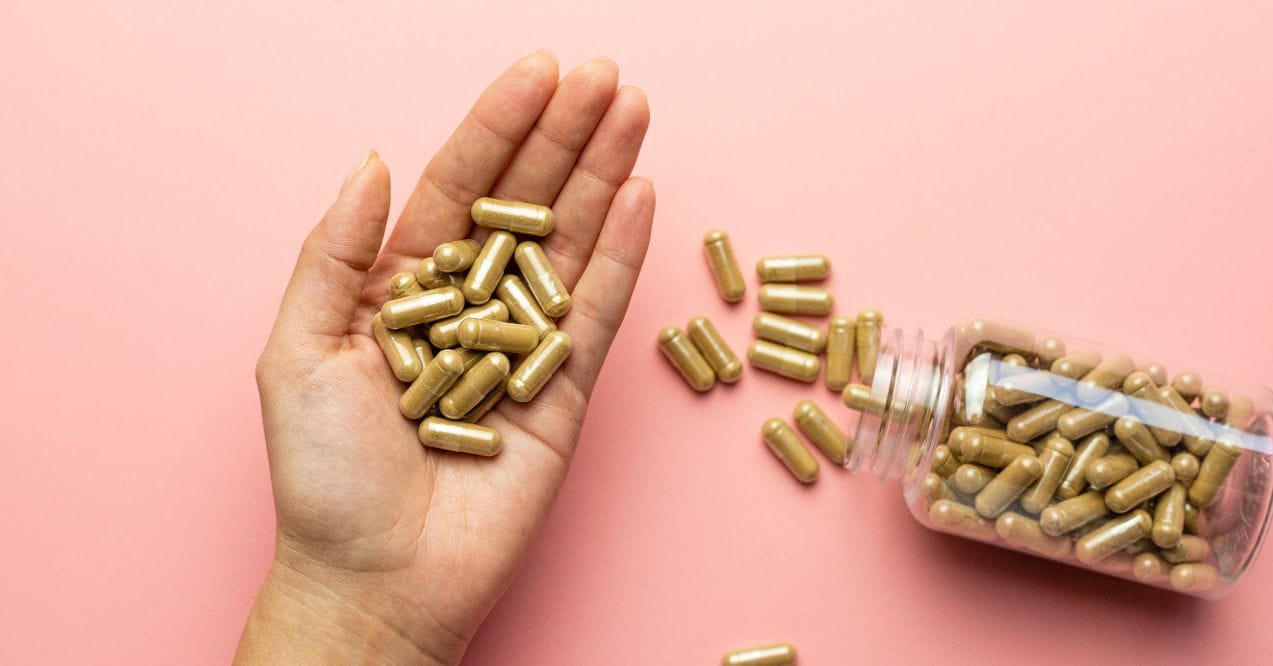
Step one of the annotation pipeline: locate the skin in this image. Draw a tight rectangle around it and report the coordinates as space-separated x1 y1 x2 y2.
235 51 653 664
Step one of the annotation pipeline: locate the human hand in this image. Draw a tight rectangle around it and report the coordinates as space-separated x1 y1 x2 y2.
236 51 652 664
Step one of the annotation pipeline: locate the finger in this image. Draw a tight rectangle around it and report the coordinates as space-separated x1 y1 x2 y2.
487 57 619 207
538 86 650 289
269 151 391 355
380 50 559 264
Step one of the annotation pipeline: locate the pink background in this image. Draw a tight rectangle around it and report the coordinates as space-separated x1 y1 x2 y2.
4 1 1273 663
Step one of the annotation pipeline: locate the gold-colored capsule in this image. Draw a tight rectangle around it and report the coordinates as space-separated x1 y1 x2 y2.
1040 491 1109 536
389 271 424 298
1133 552 1170 583
1162 534 1211 564
1050 348 1103 381
372 313 424 382
749 340 820 383
761 418 819 483
428 300 510 349
399 350 466 419
855 309 883 381
687 317 743 383
463 383 505 424
961 433 1034 468
921 473 958 505
1225 393 1255 430
755 254 830 282
1034 336 1067 368
1006 399 1070 443
381 287 466 329
753 312 827 353
1158 385 1215 456
1152 483 1187 548
1105 461 1176 513
721 643 797 666
1113 417 1170 465
1171 452 1200 481
1200 386 1229 419
496 274 556 337
1056 392 1130 441
418 416 502 456
982 391 1020 424
1075 510 1152 564
470 196 554 236
931 444 959 477
841 383 885 414
825 316 855 392
415 257 461 290
458 319 539 354
454 348 483 372
703 229 745 303
659 326 716 392
433 239 482 273
462 231 517 305
1189 437 1243 507
928 499 996 541
946 426 1007 458
507 331 573 403
995 512 1072 558
514 240 571 317
1020 435 1075 513
1171 372 1204 404
992 369 1054 407
757 284 834 316
438 352 510 420
412 337 434 366
953 464 996 494
1183 502 1208 535
1057 432 1111 500
793 400 851 465
1123 372 1182 447
960 319 1036 357
1086 452 1139 489
975 455 1042 518
1138 362 1169 387
1170 563 1219 592
1077 355 1135 403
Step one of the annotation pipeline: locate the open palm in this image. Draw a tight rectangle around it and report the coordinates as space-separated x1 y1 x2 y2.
240 51 652 664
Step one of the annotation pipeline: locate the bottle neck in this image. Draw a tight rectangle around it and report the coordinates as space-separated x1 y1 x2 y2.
846 327 957 483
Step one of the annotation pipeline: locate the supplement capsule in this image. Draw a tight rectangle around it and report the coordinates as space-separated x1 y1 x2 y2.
463 383 506 424
418 416 502 456
793 400 851 465
1183 502 1208 535
855 309 883 381
1158 385 1215 456
390 271 424 298
1006 399 1070 443
703 230 746 303
1200 386 1229 419
455 348 484 372
929 499 996 541
687 317 743 383
1105 461 1176 513
1225 393 1255 430
1050 348 1103 382
758 284 834 316
1170 563 1219 592
1152 483 1187 548
721 643 797 666
470 196 554 236
412 337 434 366
922 473 959 505
1133 552 1170 583
458 319 540 354
946 426 1007 457
381 287 466 329
1075 510 1152 564
1076 355 1135 403
415 257 461 290
755 254 830 282
1086 452 1139 489
1170 452 1200 481
496 275 556 337
399 349 466 419
462 231 517 304
931 444 959 477
753 312 827 353
761 418 819 483
1171 372 1204 404
433 239 482 273
749 340 821 383
841 383 885 414
953 464 996 495
1138 362 1169 387
1040 491 1109 536
1123 372 1182 447
1113 416 1170 465
1162 534 1211 564
960 319 1035 357
514 240 572 317
438 352 510 420
507 331 573 403
372 313 424 382
975 455 1042 518
961 433 1034 468
996 512 1072 558
1056 392 1130 441
992 369 1054 407
429 300 511 349
659 326 716 392
1034 336 1067 368
1189 437 1243 507
1057 432 1111 500
825 316 855 392
1020 435 1075 513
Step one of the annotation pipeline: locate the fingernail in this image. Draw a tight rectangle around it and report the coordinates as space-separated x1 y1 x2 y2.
342 149 377 190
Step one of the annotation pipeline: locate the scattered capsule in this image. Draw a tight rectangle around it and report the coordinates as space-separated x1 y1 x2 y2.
1056 392 1130 441
841 383 885 414
496 274 556 337
1189 437 1243 507
1170 452 1200 481
1006 400 1070 443
390 271 424 298
960 319 1036 357
458 319 540 354
928 499 996 541
1113 417 1170 465
1170 563 1219 592
761 418 819 483
1133 552 1170 583
507 331 573 403
758 284 834 316
825 316 855 392
429 300 511 349
1162 534 1211 564
1086 453 1139 490
975 455 1042 518
1057 433 1111 500
659 326 715 392
961 433 1034 468
855 309 883 381
372 313 424 382
1034 336 1067 368
462 231 517 304
1171 372 1204 404
470 197 554 236
1105 461 1176 513
953 464 996 494
755 254 830 282
438 352 510 420
415 257 462 290
931 445 959 477
996 512 1072 558
1020 435 1075 513
749 340 821 383
1040 491 1109 536
753 312 826 353
515 240 571 317
433 239 482 273
1152 483 1187 548
381 287 466 329
1075 510 1152 564
418 416 503 456
793 400 851 465
1200 386 1230 419
463 383 506 424
721 643 797 666
688 317 743 383
399 350 466 419
703 229 746 303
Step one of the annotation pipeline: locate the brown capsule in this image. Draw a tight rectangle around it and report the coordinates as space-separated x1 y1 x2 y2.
470 197 554 236
399 349 466 419
429 300 510 349
793 400 851 465
703 230 745 303
1077 355 1135 403
1189 437 1243 507
992 369 1054 407
841 383 885 414
438 352 510 420
462 231 517 305
1050 348 1102 381
1020 435 1075 513
1113 417 1170 465
1171 372 1204 404
946 426 1008 458
372 313 424 382
921 473 959 505
389 271 424 298
1152 483 1187 548
1133 552 1170 583
1171 452 1200 481
995 512 1073 558
928 499 996 541
1170 563 1219 593
381 287 466 329
514 240 572 317
1075 510 1152 564
415 257 462 290
412 337 434 366
721 643 797 666
982 392 1021 424
1006 399 1070 443
975 455 1042 518
1056 392 1130 441
1162 534 1211 564
507 331 572 403
1040 491 1109 536
1034 336 1067 368
1124 372 1182 447
687 317 743 383
659 326 716 392
463 383 506 424
1158 385 1215 456
1105 461 1176 513
1090 551 1137 575
418 416 502 456
931 444 959 477
749 341 820 383
1225 393 1255 430
454 348 484 372
1057 432 1111 500
1138 362 1169 387
433 239 482 273
496 275 556 338
960 319 1036 357
761 418 819 483
961 433 1034 468
1087 452 1139 490
1183 502 1207 535
758 284 834 316
755 254 830 282
825 316 855 392
855 309 883 381
458 319 539 354
953 464 997 495
1200 386 1229 419
753 312 827 353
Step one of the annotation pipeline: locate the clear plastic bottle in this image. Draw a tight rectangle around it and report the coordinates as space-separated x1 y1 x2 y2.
844 318 1272 599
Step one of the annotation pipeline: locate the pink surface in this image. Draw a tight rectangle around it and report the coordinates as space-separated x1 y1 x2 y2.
4 2 1273 663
